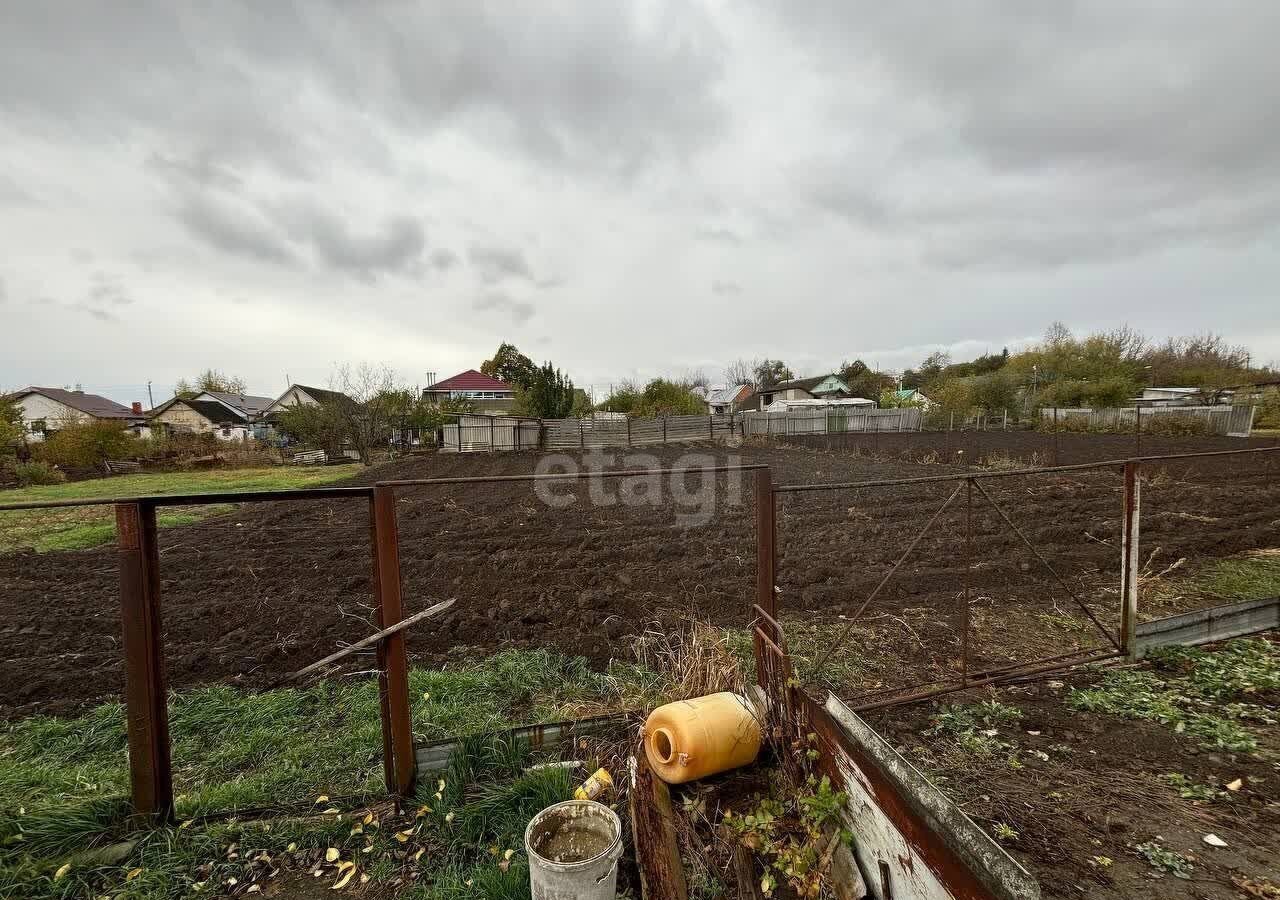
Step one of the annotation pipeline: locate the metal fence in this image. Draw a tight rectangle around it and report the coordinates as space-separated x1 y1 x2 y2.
752 445 1280 712
1040 404 1254 436
440 413 737 452
741 407 923 436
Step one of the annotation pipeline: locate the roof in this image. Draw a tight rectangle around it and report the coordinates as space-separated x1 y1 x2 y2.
1144 387 1202 395
425 370 514 393
291 384 355 406
894 388 926 400
763 374 848 395
196 390 274 417
180 400 248 424
705 384 750 406
12 386 140 419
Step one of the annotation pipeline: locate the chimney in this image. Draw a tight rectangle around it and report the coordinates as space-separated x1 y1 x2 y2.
131 402 143 414
425 371 437 388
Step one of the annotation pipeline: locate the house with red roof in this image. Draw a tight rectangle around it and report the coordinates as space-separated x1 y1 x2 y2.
421 370 516 415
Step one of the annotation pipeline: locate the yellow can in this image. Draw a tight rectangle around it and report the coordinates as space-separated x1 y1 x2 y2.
643 692 761 785
574 767 614 801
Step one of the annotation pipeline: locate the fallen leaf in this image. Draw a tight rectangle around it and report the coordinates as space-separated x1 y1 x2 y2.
322 808 341 815
350 823 363 836
325 848 340 863
504 849 515 860
1226 778 1244 792
395 830 411 843
54 863 72 880
315 795 329 805
413 848 425 862
246 886 261 894
126 867 143 881
437 779 446 793
416 805 432 817
1203 834 1228 848
331 867 356 890
335 861 354 873
444 812 455 824
363 812 374 826
360 873 370 883
286 842 297 853
178 820 193 830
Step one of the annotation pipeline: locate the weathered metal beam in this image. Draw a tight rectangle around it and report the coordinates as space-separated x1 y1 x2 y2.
1119 460 1140 657
755 469 777 621
413 712 629 773
1135 596 1280 656
116 501 174 822
373 485 416 796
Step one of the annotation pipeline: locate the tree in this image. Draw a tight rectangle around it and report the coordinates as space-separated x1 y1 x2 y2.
480 342 537 390
274 363 404 466
1 394 26 462
630 379 706 417
839 359 893 401
514 362 576 418
175 369 248 399
598 380 642 415
879 389 923 409
753 359 794 389
723 359 759 388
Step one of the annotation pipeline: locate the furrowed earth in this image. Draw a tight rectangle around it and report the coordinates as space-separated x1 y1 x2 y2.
1 436 1278 720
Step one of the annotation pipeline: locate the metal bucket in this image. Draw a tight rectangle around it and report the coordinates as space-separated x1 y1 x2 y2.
524 799 623 900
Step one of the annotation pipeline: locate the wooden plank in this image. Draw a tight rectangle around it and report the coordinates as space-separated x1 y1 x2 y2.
733 844 764 900
630 751 689 900
373 485 416 796
269 599 456 688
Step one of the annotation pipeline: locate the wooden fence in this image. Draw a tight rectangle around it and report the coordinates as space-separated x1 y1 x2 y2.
741 407 924 436
1040 405 1254 437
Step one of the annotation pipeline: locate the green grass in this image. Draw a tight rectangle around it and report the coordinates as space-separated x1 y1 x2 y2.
1068 638 1280 752
0 466 361 552
0 648 668 899
1188 553 1280 603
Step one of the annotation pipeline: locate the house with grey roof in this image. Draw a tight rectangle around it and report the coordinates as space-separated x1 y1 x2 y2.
7 386 148 440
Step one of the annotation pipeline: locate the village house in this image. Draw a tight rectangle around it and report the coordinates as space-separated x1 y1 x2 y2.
758 374 851 409
889 388 934 410
421 370 516 415
703 384 752 416
148 396 253 441
7 386 148 440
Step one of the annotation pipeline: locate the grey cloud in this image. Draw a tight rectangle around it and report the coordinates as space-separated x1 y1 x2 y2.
695 226 744 245
473 291 535 324
0 174 31 206
69 302 119 323
0 2 726 178
0 275 6 303
176 191 299 266
469 244 536 285
292 207 425 279
146 151 242 190
712 280 742 295
430 248 460 271
776 2 1280 267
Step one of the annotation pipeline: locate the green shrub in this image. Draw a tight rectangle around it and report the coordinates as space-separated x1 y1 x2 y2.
1255 392 1280 429
13 460 66 486
34 421 145 469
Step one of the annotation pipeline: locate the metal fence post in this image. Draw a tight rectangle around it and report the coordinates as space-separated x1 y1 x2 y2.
116 501 174 821
1053 407 1060 466
372 485 416 797
626 416 632 446
1135 406 1142 458
755 469 777 620
961 478 972 684
579 418 585 450
1120 461 1141 657
663 417 668 444
709 415 714 440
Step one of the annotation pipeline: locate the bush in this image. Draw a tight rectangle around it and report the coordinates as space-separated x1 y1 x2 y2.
1142 413 1212 437
35 420 145 469
13 460 67 486
1255 392 1280 429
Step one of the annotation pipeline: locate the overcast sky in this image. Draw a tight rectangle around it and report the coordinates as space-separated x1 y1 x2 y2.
3 1 1279 405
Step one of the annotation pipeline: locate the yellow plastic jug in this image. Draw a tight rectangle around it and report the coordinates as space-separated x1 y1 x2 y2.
643 692 762 785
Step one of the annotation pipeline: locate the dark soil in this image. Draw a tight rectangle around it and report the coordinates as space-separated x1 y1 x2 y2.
2 439 1279 719
865 661 1280 899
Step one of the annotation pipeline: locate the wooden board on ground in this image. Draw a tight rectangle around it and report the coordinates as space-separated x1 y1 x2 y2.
629 750 689 900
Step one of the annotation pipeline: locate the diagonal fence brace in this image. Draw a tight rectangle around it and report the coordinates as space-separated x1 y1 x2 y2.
811 482 964 675
971 478 1121 651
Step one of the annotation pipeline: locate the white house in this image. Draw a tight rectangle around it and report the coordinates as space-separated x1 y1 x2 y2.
8 386 148 440
704 384 752 415
758 375 851 409
1132 387 1204 407
261 384 355 416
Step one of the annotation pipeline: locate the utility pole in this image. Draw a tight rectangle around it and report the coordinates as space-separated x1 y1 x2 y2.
146 381 154 409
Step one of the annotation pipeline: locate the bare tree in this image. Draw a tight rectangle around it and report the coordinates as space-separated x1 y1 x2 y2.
329 363 403 466
722 358 759 387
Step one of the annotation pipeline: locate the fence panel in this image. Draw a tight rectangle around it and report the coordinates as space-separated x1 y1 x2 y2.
1038 405 1254 437
741 407 922 436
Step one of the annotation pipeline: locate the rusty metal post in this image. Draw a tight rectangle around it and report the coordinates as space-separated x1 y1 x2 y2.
709 414 714 440
1135 406 1142 458
962 478 971 684
116 501 173 821
1053 407 1060 465
1120 461 1141 657
626 416 632 446
663 417 668 444
755 469 777 620
372 485 416 796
